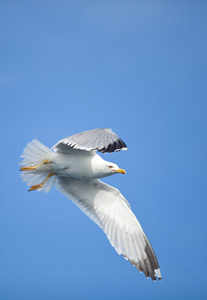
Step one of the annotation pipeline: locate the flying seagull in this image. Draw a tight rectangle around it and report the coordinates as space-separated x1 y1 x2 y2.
20 128 161 281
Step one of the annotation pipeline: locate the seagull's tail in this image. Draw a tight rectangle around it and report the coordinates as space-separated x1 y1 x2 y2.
19 139 56 192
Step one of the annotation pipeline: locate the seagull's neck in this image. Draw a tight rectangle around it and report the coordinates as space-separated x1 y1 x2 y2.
91 154 110 178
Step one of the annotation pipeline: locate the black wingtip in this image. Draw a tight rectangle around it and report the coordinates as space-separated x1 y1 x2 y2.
98 138 127 153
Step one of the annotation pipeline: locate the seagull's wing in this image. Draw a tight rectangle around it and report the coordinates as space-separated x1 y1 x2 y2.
55 176 161 280
52 128 127 153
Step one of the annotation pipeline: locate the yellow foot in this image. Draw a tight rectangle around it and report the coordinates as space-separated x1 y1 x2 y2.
28 172 56 192
29 183 44 191
20 160 51 171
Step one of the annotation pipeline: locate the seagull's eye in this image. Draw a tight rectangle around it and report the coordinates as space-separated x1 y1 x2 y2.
109 166 113 169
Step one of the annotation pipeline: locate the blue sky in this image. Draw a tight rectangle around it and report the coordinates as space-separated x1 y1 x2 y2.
1 1 207 299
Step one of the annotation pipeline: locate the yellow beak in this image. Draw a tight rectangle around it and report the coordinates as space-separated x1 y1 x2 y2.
112 168 126 174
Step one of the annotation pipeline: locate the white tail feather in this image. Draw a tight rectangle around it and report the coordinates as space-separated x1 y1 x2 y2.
20 139 56 192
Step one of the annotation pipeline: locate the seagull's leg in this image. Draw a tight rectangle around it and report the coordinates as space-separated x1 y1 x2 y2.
20 160 51 171
29 172 56 191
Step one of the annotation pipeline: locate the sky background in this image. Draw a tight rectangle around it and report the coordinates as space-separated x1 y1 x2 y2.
1 1 207 299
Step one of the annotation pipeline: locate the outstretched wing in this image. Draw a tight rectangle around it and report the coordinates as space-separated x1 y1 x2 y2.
52 128 127 153
55 176 161 280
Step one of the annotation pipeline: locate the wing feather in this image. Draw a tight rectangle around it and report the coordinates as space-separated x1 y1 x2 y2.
55 176 161 280
52 128 127 153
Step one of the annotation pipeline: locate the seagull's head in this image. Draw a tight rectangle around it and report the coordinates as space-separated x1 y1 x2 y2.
92 156 126 178
106 162 126 176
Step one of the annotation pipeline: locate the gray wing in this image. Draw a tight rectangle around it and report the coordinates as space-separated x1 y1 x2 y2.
52 128 127 153
55 176 161 281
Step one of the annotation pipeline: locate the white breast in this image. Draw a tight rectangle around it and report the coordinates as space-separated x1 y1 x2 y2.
51 151 107 179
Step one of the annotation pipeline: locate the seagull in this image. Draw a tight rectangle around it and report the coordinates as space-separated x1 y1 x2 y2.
20 128 161 281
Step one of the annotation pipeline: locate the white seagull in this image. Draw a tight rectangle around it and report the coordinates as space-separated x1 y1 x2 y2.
20 128 161 281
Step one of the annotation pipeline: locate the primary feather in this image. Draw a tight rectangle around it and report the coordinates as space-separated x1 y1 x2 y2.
52 128 127 153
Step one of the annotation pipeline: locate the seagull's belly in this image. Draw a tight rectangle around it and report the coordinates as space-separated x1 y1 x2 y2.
51 152 97 179
54 166 93 179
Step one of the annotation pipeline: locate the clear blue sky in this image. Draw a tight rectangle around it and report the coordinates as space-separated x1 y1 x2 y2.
1 1 207 299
